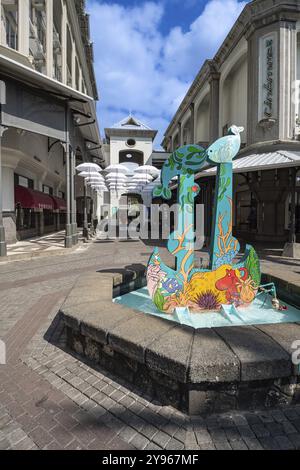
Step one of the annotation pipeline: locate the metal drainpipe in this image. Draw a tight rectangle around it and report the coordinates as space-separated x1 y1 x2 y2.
64 103 72 248
289 167 297 244
0 84 7 257
83 178 89 239
70 147 77 245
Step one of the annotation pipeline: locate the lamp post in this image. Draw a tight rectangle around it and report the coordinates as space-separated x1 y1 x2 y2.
76 162 102 239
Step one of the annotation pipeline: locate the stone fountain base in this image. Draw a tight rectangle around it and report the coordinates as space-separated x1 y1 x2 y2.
60 272 300 415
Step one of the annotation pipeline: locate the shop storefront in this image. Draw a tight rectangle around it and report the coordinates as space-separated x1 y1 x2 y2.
15 185 66 240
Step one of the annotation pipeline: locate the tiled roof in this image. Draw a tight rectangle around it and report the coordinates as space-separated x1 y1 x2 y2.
196 150 300 177
111 115 153 131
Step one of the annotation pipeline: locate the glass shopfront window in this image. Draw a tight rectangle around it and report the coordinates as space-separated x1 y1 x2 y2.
236 190 257 231
44 210 54 227
16 205 36 231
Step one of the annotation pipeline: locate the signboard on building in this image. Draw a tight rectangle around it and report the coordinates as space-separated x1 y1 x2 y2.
258 32 278 122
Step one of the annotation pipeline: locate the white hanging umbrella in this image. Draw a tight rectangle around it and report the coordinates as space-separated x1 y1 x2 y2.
76 163 102 173
87 178 105 185
134 165 160 178
105 173 127 181
78 171 104 179
105 164 129 175
130 173 153 182
90 182 107 188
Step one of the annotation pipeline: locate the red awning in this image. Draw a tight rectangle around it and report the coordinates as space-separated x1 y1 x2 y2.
51 196 67 211
15 185 54 210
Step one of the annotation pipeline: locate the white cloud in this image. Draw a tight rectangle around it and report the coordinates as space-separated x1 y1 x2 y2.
87 0 247 148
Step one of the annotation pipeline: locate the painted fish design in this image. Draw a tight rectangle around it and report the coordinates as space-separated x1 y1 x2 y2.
153 144 207 200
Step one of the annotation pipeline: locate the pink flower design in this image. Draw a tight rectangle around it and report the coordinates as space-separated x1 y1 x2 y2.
147 264 166 298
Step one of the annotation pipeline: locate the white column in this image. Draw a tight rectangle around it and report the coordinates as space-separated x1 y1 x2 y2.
71 40 76 89
18 0 29 55
2 166 15 213
79 67 83 93
0 0 4 46
61 1 67 84
46 0 53 77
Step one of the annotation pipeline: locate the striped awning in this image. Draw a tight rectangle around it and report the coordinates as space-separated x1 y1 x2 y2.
15 186 54 210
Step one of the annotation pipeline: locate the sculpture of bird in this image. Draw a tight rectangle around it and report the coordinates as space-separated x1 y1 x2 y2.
207 125 244 164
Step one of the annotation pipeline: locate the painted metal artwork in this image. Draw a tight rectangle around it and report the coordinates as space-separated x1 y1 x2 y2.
147 125 261 314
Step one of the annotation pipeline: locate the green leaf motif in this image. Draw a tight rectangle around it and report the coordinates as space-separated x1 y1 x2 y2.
188 146 201 153
153 186 162 197
154 288 165 311
245 247 261 287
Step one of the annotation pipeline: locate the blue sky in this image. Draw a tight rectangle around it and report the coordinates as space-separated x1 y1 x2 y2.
86 0 249 148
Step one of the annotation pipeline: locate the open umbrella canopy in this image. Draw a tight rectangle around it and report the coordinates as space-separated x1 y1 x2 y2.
87 177 105 183
78 170 104 178
91 185 108 191
105 173 128 180
76 163 102 173
105 164 129 174
134 165 160 177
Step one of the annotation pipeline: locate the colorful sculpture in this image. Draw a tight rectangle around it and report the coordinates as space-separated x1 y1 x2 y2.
147 126 261 314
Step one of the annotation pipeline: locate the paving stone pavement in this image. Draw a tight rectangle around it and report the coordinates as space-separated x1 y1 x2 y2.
0 240 300 450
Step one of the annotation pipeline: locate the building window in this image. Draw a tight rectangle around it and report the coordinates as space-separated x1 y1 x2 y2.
14 174 34 190
42 184 53 196
126 139 136 147
1 0 18 50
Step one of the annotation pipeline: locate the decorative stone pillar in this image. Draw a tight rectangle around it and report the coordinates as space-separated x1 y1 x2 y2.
209 67 220 143
178 122 182 147
61 1 67 85
190 103 195 144
18 0 29 55
46 0 54 78
71 40 76 90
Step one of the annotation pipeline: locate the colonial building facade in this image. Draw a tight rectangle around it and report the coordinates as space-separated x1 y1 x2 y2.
162 0 300 248
0 0 103 255
103 115 169 215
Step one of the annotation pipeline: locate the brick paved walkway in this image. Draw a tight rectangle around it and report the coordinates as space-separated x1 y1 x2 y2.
0 240 300 450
